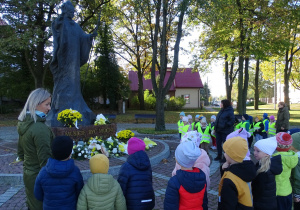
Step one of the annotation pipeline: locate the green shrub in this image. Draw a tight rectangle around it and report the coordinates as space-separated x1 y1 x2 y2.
129 95 140 109
144 90 156 110
165 96 186 111
0 104 18 114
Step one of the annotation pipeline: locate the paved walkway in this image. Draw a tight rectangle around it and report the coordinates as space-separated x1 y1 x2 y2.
0 107 221 209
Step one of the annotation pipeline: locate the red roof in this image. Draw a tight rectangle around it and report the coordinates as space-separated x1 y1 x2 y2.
129 68 203 91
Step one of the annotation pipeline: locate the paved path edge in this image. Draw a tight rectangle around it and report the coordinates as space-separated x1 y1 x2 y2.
0 139 170 185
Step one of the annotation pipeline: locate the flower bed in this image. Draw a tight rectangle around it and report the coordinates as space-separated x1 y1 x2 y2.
71 131 158 160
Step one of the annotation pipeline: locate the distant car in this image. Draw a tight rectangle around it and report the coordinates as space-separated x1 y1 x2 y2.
290 99 300 104
212 101 220 107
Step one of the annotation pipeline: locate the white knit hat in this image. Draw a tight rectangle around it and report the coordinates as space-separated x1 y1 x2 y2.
175 141 201 168
187 115 193 119
254 137 277 155
201 117 207 124
181 131 202 147
182 116 188 122
211 115 216 120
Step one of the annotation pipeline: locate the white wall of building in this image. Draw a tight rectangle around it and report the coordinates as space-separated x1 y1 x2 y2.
175 88 200 108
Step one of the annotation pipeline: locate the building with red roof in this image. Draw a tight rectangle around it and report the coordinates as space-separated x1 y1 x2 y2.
129 68 204 108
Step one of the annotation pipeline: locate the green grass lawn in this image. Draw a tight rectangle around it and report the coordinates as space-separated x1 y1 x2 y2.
1 104 299 127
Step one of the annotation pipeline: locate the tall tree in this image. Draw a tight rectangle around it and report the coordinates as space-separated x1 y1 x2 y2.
147 0 191 131
0 0 60 88
94 22 130 110
113 0 153 110
0 0 107 88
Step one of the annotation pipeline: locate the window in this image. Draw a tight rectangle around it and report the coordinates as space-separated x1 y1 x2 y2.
182 94 190 104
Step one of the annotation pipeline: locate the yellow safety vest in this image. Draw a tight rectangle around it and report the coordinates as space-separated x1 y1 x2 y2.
181 124 191 137
262 119 269 132
191 122 196 131
178 120 184 134
209 123 216 138
254 122 262 131
198 126 211 144
241 121 250 131
235 121 243 131
269 122 276 136
249 123 254 136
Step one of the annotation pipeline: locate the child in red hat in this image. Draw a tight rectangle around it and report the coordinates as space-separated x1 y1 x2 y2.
272 132 298 210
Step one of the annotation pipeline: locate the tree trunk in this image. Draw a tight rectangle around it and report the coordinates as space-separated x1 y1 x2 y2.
237 56 244 114
228 58 235 102
137 69 145 110
284 50 290 109
242 57 249 113
225 54 231 101
254 59 259 110
155 88 165 131
150 0 189 131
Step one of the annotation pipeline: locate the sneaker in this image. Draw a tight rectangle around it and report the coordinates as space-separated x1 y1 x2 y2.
212 146 217 150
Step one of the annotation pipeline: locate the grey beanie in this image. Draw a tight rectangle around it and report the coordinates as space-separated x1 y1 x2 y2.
175 141 201 168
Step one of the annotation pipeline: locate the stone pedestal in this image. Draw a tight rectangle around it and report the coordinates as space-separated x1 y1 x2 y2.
51 124 117 141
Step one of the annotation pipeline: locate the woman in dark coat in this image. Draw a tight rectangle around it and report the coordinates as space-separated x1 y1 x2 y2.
214 99 235 160
276 101 290 133
17 88 54 210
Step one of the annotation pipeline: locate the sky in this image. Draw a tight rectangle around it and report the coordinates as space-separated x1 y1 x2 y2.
178 30 226 98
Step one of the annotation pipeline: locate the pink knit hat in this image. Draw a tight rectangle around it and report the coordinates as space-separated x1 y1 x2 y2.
226 128 251 141
270 115 275 121
276 132 293 152
127 137 146 155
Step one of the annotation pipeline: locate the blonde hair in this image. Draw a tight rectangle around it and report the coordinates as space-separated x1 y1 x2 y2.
18 88 51 122
257 155 271 174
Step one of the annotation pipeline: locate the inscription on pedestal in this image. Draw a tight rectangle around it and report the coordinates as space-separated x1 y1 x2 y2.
52 124 117 140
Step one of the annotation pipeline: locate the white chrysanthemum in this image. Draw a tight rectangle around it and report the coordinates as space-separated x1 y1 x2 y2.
107 137 114 143
78 153 82 156
112 148 117 154
96 114 106 121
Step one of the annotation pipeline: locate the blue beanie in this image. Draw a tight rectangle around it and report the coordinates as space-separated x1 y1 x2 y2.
263 113 268 119
180 111 185 116
175 141 201 168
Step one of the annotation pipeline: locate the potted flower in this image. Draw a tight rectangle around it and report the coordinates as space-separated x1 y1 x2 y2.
57 108 82 127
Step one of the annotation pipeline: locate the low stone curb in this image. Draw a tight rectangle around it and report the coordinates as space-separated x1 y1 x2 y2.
0 140 170 185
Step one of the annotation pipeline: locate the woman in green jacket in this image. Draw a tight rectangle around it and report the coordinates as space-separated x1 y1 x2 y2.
17 88 54 210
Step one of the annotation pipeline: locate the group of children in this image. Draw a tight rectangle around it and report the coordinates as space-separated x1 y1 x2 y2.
169 129 300 209
177 112 217 153
175 110 300 209
235 113 277 144
32 113 300 210
34 136 155 210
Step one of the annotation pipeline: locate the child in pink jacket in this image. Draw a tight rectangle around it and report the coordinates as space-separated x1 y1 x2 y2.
172 131 211 189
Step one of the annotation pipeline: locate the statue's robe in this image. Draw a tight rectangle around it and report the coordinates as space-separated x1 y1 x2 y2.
47 17 95 127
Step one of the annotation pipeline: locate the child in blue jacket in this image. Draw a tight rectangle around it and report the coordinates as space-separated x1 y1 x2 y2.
34 136 84 210
118 137 155 210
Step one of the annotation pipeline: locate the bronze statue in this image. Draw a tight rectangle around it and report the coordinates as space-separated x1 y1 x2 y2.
47 1 98 126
